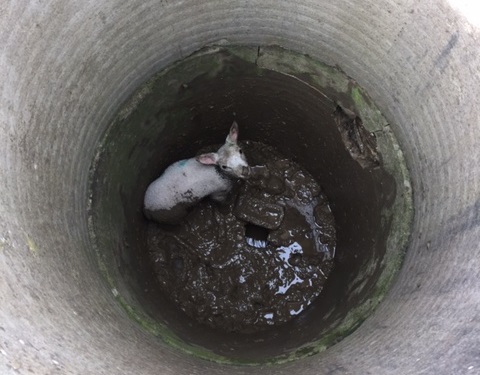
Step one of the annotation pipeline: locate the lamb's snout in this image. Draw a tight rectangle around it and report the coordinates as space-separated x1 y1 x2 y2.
242 166 252 179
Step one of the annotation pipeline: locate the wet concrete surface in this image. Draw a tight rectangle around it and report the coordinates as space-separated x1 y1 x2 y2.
146 141 335 332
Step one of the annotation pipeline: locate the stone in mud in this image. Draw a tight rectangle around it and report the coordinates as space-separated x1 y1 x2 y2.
264 175 286 195
288 252 303 266
247 165 270 179
314 202 336 246
268 228 290 247
285 170 321 203
234 195 285 230
247 165 286 196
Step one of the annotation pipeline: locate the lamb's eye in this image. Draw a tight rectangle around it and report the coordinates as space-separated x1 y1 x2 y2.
239 149 243 154
221 165 227 170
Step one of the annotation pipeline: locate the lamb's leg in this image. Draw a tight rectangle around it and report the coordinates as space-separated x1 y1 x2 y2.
209 191 229 203
210 190 234 217
144 203 190 225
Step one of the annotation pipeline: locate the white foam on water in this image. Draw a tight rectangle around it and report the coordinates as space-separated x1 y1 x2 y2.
246 237 267 248
289 304 305 316
276 241 303 264
275 242 305 295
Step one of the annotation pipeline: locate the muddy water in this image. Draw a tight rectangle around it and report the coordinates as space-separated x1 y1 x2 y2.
147 141 336 333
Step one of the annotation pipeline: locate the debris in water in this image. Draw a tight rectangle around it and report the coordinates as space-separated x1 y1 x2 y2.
333 104 380 169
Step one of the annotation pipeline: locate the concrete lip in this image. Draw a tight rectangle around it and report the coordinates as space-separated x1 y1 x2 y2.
1 2 479 374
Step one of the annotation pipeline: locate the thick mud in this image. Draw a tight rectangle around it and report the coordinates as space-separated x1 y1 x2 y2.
147 141 336 333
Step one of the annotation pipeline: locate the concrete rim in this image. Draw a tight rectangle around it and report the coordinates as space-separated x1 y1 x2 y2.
1 1 479 374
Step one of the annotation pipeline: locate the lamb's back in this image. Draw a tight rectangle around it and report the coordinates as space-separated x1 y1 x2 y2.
144 158 226 211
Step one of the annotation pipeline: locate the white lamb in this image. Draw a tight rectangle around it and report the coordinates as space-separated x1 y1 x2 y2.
144 121 250 224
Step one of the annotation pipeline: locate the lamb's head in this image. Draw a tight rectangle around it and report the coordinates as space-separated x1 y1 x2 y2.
195 121 250 179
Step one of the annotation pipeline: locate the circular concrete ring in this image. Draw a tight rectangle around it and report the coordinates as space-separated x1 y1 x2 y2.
1 1 479 374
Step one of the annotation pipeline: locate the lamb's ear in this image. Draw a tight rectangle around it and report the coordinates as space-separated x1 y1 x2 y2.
226 121 239 144
196 152 218 165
